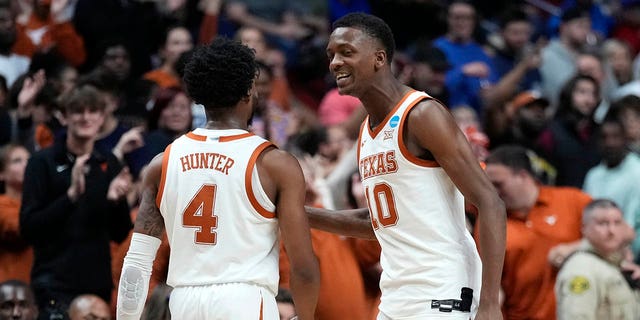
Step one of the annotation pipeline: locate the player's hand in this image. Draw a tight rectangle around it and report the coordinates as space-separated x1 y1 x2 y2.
474 303 502 320
68 153 91 202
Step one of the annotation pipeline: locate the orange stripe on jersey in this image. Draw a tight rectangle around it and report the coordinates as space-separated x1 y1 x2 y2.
245 141 276 219
156 144 173 207
356 119 367 171
259 294 264 320
398 96 440 168
185 132 207 141
219 132 254 142
368 90 415 138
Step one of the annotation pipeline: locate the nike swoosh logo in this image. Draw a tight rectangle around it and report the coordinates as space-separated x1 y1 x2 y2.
56 165 68 172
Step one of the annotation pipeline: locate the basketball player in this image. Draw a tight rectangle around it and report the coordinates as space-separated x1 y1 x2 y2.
116 38 320 320
307 13 506 320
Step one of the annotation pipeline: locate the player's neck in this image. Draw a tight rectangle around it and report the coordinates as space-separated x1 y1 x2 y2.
204 119 249 131
361 79 410 127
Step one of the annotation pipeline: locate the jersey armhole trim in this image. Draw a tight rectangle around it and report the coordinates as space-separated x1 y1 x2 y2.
398 96 440 167
245 141 277 219
156 144 173 207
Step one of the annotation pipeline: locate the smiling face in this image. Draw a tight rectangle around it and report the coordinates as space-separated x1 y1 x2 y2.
64 107 105 141
159 92 192 133
326 27 382 97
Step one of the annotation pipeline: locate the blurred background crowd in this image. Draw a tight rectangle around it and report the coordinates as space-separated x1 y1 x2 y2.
1 0 640 319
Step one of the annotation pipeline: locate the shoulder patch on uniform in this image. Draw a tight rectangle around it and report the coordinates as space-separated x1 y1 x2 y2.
568 276 590 294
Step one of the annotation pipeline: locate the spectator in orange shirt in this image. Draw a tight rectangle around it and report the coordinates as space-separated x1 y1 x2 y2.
0 144 32 283
143 25 193 89
12 0 86 67
482 145 592 320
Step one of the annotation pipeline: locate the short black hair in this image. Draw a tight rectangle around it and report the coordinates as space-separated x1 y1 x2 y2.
332 13 395 64
183 37 258 110
485 145 535 175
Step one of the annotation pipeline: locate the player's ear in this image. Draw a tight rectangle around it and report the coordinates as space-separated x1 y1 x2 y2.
374 50 386 69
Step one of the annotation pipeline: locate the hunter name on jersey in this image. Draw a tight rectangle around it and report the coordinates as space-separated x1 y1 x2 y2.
179 152 236 174
359 150 398 180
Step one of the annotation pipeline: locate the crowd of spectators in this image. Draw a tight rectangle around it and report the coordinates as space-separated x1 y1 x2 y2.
1 0 640 319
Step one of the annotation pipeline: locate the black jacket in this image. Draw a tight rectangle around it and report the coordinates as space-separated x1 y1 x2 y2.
20 139 132 300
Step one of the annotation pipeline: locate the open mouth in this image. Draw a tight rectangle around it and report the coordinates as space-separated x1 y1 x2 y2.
335 73 351 86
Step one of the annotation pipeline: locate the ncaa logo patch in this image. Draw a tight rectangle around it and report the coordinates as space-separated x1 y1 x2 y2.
389 115 400 128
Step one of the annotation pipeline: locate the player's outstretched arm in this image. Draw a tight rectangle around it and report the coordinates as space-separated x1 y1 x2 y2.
305 206 375 239
408 100 506 320
261 148 320 320
117 154 165 320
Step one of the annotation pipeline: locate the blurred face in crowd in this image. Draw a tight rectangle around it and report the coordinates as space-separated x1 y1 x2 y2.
598 121 627 167
0 8 16 53
619 107 640 142
571 78 598 117
447 3 476 42
59 67 78 95
583 206 627 257
577 54 604 84
162 27 193 67
502 20 532 52
561 17 591 47
102 45 131 81
159 92 191 133
255 67 272 109
0 146 29 192
68 295 111 320
411 62 446 96
516 102 548 135
0 284 38 320
64 107 105 141
238 27 267 58
452 106 479 130
485 163 531 211
604 43 632 81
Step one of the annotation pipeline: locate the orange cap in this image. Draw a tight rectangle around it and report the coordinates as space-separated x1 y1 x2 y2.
510 91 549 110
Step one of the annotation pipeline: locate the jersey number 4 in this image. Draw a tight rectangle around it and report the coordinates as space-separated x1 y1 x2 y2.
365 183 399 229
182 184 219 245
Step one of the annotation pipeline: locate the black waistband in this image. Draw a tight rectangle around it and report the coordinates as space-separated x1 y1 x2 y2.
430 287 473 313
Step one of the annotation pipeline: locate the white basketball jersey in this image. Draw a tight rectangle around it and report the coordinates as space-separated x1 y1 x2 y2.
357 91 482 318
157 128 279 295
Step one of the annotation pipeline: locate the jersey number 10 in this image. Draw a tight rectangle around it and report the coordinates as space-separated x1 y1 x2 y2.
365 183 399 229
182 184 219 245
